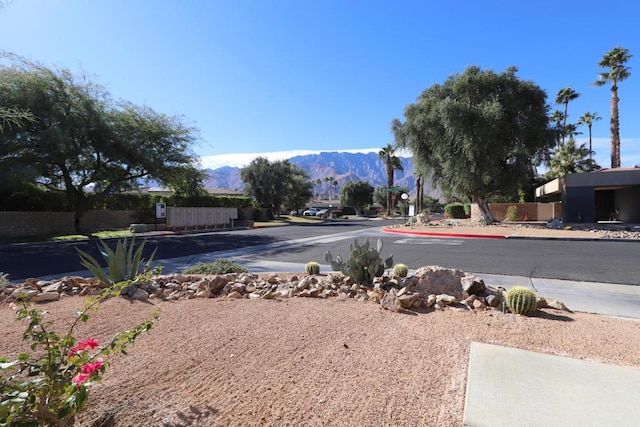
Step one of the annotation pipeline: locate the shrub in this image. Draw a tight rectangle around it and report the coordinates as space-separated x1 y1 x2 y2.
182 259 248 275
0 272 8 289
324 238 393 285
505 286 537 315
393 263 409 277
505 205 518 222
0 276 159 426
76 238 157 288
444 203 467 219
305 262 320 275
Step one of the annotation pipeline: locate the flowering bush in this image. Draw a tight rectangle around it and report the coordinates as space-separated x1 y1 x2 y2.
0 274 160 426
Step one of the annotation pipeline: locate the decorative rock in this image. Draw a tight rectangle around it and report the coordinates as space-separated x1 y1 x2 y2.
546 299 572 312
398 293 420 309
411 266 465 299
397 287 408 297
195 289 212 298
436 294 457 305
380 289 403 312
536 297 548 309
461 275 486 295
472 299 487 310
227 291 243 299
42 282 62 293
32 292 60 302
485 294 500 307
131 288 149 301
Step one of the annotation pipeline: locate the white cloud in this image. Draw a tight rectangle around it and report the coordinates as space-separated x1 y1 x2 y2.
199 147 387 170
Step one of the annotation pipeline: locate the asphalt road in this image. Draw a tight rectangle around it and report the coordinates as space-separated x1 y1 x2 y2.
2 220 639 285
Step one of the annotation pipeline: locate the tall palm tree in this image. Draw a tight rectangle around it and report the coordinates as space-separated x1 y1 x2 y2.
549 110 565 149
593 46 633 169
378 144 403 216
578 112 602 161
555 87 580 144
547 137 600 179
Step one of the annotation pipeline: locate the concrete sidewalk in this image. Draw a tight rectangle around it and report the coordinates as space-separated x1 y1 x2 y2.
464 342 640 427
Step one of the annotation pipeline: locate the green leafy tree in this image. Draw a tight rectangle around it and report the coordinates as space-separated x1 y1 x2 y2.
578 112 602 161
555 86 580 144
0 56 203 232
378 144 404 216
339 181 373 216
400 66 554 221
545 137 600 179
240 157 312 216
593 46 632 168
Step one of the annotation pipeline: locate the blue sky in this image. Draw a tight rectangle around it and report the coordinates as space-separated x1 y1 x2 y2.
1 0 639 170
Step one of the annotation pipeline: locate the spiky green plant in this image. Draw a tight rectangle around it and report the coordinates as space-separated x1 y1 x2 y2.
505 286 537 315
76 238 156 287
393 263 409 277
305 262 321 275
324 238 393 285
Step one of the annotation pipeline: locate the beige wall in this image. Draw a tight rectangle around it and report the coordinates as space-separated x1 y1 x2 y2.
471 203 562 222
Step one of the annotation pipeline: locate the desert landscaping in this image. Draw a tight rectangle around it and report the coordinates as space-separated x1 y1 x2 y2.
2 267 639 426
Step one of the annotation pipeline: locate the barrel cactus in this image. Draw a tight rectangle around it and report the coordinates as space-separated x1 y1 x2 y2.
505 286 537 315
324 238 393 286
305 261 321 275
393 263 409 278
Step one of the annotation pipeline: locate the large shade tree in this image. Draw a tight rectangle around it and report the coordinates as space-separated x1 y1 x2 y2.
400 66 554 221
240 157 312 217
0 56 204 232
339 181 373 216
593 46 632 169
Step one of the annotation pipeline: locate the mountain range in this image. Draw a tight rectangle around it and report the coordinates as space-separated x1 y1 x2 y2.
203 151 441 199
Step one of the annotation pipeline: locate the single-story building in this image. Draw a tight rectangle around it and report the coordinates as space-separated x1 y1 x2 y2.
535 167 640 223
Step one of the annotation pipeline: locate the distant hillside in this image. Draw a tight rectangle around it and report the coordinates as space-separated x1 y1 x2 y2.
203 151 441 199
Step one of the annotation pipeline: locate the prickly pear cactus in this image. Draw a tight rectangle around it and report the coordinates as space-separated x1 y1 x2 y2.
505 286 537 315
324 238 393 285
393 263 409 278
305 262 320 275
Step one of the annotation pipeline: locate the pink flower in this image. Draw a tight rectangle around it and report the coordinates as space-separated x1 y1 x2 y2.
72 373 89 385
80 359 103 375
68 338 100 357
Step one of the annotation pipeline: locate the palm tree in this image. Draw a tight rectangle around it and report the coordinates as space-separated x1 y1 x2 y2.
549 110 565 149
547 137 600 179
378 144 403 216
578 112 602 161
555 87 580 144
593 46 633 168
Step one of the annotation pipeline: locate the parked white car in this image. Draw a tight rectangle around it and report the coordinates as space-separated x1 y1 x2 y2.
303 208 319 216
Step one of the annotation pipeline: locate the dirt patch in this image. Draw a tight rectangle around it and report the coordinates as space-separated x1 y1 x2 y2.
2 294 639 426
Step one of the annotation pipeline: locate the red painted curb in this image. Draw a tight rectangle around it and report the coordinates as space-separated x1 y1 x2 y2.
382 227 506 240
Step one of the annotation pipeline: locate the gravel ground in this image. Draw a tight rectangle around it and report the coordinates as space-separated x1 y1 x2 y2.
2 292 639 426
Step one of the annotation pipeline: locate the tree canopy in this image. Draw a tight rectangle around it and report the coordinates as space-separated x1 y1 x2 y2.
339 181 373 216
399 66 554 220
545 138 600 180
240 157 313 216
0 55 204 231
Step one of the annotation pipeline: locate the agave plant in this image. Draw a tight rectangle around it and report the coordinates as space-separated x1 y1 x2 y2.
77 238 157 287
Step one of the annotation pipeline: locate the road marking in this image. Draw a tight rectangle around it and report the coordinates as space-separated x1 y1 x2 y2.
394 238 463 246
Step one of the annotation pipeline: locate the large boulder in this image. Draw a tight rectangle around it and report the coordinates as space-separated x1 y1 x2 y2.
409 266 465 299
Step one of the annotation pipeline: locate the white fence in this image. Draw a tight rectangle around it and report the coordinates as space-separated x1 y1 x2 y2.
166 207 238 229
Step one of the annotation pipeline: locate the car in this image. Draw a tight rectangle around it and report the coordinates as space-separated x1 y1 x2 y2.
303 208 319 216
315 209 330 218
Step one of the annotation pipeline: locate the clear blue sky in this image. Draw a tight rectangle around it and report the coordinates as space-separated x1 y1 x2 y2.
2 0 639 169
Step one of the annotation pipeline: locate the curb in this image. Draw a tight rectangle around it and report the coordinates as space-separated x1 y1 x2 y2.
381 227 506 240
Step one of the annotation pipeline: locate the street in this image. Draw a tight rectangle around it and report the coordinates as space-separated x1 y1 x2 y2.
1 220 639 285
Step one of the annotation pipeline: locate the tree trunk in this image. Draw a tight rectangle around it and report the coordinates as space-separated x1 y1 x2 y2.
473 194 494 223
610 85 620 168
